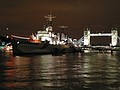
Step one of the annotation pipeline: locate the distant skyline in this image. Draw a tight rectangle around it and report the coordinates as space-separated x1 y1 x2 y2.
0 0 120 40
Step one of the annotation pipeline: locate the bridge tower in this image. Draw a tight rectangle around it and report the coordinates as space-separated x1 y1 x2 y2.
84 28 90 46
111 28 118 46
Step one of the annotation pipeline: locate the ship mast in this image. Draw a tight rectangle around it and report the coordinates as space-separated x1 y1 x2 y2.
44 14 56 27
58 26 68 41
58 26 68 33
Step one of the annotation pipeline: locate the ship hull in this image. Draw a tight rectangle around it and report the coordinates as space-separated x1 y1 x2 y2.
11 40 78 56
11 39 65 55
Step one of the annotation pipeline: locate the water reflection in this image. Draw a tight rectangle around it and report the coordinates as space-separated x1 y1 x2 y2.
81 53 120 89
0 53 120 90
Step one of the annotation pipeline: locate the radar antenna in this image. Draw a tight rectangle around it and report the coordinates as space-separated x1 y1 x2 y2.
58 26 68 33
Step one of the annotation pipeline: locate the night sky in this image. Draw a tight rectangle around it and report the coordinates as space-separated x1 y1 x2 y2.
0 0 120 44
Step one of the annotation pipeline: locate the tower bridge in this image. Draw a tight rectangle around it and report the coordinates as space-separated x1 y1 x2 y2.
76 28 120 53
83 28 118 46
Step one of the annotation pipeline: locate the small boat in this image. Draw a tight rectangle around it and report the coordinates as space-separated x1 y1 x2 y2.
0 36 12 53
2 43 12 52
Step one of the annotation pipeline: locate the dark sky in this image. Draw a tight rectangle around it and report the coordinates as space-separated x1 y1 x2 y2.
0 0 120 40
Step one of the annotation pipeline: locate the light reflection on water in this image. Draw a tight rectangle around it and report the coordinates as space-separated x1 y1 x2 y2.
0 53 120 90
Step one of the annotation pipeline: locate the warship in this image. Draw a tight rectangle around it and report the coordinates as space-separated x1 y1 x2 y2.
11 14 77 55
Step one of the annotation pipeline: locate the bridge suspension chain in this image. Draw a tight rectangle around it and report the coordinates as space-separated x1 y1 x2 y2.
76 36 84 45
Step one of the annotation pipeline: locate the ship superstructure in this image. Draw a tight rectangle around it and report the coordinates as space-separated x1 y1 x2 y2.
31 14 73 45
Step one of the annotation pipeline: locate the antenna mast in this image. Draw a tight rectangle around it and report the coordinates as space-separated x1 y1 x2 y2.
44 13 56 26
58 26 68 33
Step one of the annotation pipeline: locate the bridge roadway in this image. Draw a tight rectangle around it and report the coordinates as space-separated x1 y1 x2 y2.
80 45 120 53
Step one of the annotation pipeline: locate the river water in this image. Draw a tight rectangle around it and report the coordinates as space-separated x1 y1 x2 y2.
0 52 120 90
